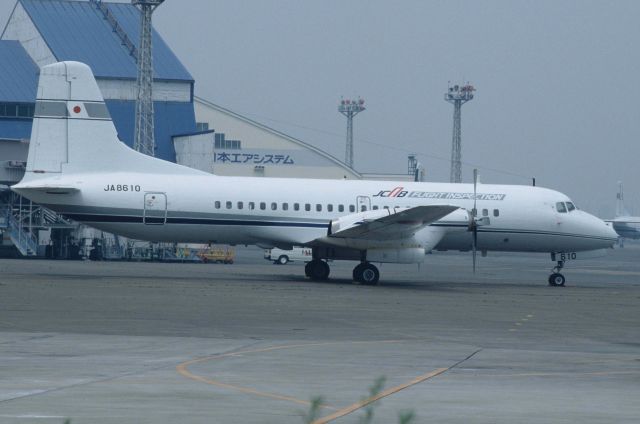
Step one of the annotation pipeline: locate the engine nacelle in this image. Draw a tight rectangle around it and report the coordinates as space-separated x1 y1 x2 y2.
367 247 426 264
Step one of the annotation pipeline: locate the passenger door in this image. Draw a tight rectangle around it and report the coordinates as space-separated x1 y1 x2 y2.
143 192 167 225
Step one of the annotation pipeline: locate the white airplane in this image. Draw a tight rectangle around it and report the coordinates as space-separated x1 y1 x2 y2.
606 181 640 244
12 61 618 286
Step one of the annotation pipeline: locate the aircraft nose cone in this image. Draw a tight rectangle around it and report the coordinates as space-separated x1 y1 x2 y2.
591 215 618 248
604 221 619 241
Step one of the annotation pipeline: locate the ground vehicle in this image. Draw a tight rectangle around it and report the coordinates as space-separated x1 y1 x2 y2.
264 247 312 265
198 246 235 264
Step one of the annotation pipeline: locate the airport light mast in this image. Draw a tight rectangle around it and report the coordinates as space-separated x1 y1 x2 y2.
132 0 164 157
338 97 365 169
445 83 475 183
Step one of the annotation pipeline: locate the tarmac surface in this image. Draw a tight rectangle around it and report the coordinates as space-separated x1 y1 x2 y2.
0 246 639 423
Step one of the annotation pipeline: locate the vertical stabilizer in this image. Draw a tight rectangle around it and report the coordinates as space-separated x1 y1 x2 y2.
615 181 629 217
19 61 202 186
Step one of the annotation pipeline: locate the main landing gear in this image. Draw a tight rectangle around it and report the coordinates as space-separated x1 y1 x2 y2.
548 260 566 287
353 262 380 285
305 259 330 281
304 258 380 285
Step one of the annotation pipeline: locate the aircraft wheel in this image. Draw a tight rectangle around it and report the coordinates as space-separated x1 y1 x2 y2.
308 260 330 281
548 273 565 287
354 263 379 285
277 255 289 265
304 261 312 277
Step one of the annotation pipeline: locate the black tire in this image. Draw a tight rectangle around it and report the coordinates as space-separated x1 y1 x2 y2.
277 255 289 265
360 264 380 285
308 260 330 281
548 273 565 287
352 263 365 283
304 261 312 277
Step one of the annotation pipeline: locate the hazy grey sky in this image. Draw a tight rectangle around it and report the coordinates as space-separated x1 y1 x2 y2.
2 0 639 216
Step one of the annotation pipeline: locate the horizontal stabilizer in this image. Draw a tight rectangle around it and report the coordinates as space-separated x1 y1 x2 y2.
12 183 79 195
329 205 459 241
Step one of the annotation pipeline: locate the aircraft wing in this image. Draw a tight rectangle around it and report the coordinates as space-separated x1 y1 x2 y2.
328 205 460 241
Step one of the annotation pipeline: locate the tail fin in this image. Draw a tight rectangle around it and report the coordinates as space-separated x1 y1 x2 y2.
20 61 201 185
616 181 629 217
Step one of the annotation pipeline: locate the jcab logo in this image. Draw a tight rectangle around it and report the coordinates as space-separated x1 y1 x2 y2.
373 187 408 198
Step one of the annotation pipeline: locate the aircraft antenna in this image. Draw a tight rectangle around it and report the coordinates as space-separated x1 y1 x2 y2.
132 0 164 157
445 83 475 183
338 97 365 169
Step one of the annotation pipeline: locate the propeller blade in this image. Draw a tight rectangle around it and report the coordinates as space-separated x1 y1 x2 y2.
472 168 479 274
473 168 478 218
472 223 477 273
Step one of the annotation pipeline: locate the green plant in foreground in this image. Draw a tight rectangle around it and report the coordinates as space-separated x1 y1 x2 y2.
301 375 416 424
398 410 416 424
359 376 386 424
302 396 325 424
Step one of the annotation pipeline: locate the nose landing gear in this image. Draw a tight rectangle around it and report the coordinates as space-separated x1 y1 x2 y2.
548 260 566 286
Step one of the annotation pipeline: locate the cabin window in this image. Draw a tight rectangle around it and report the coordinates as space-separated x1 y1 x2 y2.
373 205 379 210
316 204 322 212
327 204 333 212
248 202 255 210
271 202 277 210
493 209 500 217
383 206 389 210
360 205 367 212
338 205 344 212
282 203 288 211
237 201 243 209
214 201 221 209
349 205 355 212
482 208 488 217
555 202 567 213
305 203 311 211
226 201 232 209
566 202 576 212
294 203 300 211
260 202 266 210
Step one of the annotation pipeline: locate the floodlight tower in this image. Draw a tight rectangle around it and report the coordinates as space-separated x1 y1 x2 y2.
338 97 365 169
445 83 475 183
132 0 164 157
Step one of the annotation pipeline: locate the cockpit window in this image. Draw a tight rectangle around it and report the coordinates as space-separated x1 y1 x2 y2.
556 202 567 213
566 202 576 212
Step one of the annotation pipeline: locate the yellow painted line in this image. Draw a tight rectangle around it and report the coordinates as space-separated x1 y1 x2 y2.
177 361 316 407
312 367 449 424
177 340 403 408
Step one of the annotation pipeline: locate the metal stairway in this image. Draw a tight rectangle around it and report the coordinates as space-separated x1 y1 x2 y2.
1 194 76 257
2 203 38 256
